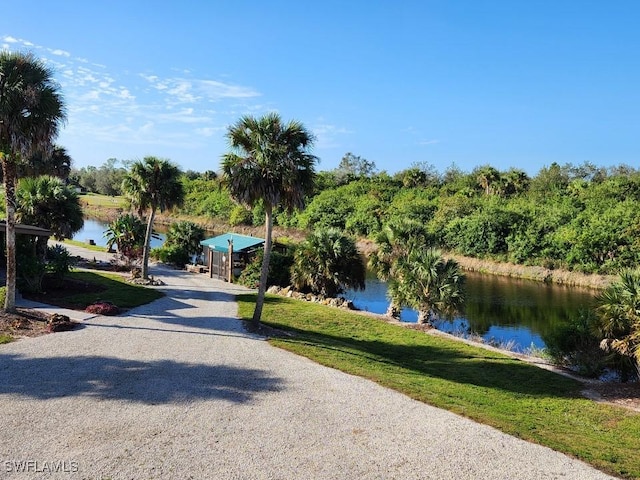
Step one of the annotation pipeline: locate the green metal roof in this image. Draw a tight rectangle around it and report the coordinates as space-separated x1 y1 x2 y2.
200 233 264 253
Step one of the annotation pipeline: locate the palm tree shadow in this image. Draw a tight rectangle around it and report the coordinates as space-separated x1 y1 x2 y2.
274 326 582 399
0 353 284 404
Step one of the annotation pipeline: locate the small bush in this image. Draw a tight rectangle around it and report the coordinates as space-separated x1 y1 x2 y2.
228 205 253 226
544 310 606 378
237 249 294 289
85 301 120 316
46 244 75 282
152 245 190 268
0 287 6 308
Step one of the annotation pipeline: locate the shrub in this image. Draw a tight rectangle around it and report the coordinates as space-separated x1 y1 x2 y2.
152 245 190 268
46 244 75 282
237 249 294 289
85 301 120 316
544 310 606 378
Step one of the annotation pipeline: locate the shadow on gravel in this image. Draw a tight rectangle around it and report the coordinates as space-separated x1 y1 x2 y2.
125 293 246 334
0 353 284 404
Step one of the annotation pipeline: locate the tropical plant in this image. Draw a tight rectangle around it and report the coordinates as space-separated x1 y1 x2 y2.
396 248 465 325
238 249 295 289
222 112 317 326
103 214 147 269
595 269 640 379
153 220 205 268
122 156 184 279
20 144 72 179
17 175 84 258
0 51 66 311
291 229 365 298
369 219 434 318
164 220 205 256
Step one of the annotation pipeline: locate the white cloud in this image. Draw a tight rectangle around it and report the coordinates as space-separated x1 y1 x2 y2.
3 35 267 168
418 139 440 146
50 48 70 57
312 122 351 149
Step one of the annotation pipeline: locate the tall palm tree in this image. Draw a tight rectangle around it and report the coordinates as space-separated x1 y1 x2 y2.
121 156 184 279
595 269 640 375
291 228 365 298
0 52 66 311
397 248 465 325
369 219 433 318
17 175 84 257
222 113 317 326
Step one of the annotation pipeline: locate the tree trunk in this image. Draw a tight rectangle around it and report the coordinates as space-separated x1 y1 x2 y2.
417 310 432 325
141 207 156 280
2 158 17 312
385 303 401 319
252 204 273 327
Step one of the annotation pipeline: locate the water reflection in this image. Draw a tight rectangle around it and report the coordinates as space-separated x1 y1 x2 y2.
346 272 597 352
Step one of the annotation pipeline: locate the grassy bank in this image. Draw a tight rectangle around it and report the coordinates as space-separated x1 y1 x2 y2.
450 254 616 290
238 294 640 479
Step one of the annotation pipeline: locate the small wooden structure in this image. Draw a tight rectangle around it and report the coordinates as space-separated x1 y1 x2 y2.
200 233 265 282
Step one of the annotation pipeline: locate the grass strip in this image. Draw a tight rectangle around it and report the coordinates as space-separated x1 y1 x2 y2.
60 238 112 253
62 271 164 309
238 293 640 479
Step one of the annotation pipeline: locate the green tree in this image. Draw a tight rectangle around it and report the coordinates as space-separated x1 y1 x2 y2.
291 228 365 298
20 145 72 179
122 157 184 279
157 220 205 266
595 269 640 378
333 152 376 185
369 219 434 318
397 248 465 325
0 52 66 311
103 213 147 268
16 175 84 257
474 165 501 196
222 113 317 326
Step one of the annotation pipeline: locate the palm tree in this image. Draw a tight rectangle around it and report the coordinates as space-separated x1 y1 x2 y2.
0 52 66 311
103 213 147 268
222 113 317 326
291 228 365 298
121 156 184 280
397 248 465 325
19 144 72 179
368 219 433 318
16 175 84 258
475 165 500 196
595 269 640 376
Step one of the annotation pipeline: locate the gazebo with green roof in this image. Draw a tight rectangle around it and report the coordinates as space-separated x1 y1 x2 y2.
200 233 264 282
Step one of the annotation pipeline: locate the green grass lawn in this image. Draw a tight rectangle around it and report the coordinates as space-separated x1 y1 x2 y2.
238 293 640 479
60 238 111 253
78 192 127 208
57 271 164 309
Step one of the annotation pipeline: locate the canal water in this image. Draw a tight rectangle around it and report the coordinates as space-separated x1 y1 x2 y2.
73 218 165 249
73 218 597 353
345 271 597 353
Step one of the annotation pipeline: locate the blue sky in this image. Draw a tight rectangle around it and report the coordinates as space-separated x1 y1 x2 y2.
2 1 639 175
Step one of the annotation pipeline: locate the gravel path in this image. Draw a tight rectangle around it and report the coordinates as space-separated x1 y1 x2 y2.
0 257 617 479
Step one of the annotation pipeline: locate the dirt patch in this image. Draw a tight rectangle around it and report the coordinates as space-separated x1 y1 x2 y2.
0 309 51 339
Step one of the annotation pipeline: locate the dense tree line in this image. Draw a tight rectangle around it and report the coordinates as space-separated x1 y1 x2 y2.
141 156 640 276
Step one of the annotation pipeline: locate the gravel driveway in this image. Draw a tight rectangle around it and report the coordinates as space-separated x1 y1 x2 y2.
0 259 617 479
